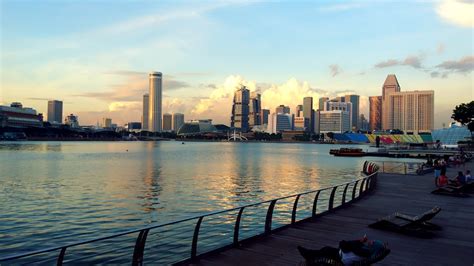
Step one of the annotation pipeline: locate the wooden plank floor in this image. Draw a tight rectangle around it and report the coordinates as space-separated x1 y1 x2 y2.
189 161 474 266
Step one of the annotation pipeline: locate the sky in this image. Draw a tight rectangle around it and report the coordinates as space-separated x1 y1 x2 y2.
1 0 473 128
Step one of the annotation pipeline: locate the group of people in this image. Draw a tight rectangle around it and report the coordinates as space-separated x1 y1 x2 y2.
436 169 472 188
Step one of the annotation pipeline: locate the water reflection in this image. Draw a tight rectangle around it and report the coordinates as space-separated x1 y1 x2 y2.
0 141 423 257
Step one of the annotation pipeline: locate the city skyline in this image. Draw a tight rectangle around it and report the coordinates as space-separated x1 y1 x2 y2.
1 1 473 128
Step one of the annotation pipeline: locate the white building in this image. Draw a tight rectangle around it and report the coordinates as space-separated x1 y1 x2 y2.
319 110 351 133
148 72 162 132
323 101 353 129
173 113 185 132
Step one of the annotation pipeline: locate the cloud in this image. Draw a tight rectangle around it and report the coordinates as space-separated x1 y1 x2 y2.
27 97 52 101
329 64 342 77
436 0 474 28
430 71 449 79
374 59 400 68
436 55 474 73
374 55 424 69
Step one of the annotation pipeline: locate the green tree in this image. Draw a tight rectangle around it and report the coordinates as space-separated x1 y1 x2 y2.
451 101 474 140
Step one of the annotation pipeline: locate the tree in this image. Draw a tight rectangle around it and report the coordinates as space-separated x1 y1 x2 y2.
452 101 474 140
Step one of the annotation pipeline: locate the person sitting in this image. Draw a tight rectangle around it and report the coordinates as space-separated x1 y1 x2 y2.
450 171 466 186
465 170 473 184
436 173 449 187
297 235 387 265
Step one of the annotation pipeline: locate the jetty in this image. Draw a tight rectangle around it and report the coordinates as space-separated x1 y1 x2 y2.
188 161 474 265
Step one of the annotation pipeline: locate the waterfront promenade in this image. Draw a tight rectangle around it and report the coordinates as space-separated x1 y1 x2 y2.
190 161 474 266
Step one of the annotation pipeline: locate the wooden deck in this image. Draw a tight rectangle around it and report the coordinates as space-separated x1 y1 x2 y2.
189 161 474 266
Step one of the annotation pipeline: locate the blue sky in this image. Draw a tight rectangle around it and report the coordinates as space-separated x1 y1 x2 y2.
1 0 473 127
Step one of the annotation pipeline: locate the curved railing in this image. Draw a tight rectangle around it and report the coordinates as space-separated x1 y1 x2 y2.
0 162 379 265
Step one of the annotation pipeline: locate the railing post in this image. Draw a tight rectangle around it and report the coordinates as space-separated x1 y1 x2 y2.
291 195 301 225
233 207 245 247
328 186 338 210
57 247 67 266
191 217 204 261
312 191 321 217
341 183 350 205
404 163 407 175
359 179 366 196
352 180 359 201
382 162 385 173
265 200 277 235
365 176 370 191
132 229 150 266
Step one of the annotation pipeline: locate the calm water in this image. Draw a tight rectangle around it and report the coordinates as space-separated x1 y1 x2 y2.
0 141 420 261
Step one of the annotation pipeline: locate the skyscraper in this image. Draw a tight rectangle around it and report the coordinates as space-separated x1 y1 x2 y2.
230 86 250 132
47 100 63 123
260 109 270 125
318 97 329 111
369 96 382 131
319 110 351 133
162 113 172 131
173 113 185 132
148 72 162 132
142 94 149 131
249 92 261 127
275 105 290 114
385 90 434 133
303 97 314 133
382 74 401 100
381 74 401 130
344 95 360 130
295 105 303 117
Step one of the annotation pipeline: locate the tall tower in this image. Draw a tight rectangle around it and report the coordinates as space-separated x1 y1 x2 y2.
249 92 261 127
369 96 382 131
47 100 63 123
303 97 314 133
173 113 185 132
382 74 401 130
344 95 360 130
142 94 149 131
148 72 162 132
162 113 172 131
230 86 250 132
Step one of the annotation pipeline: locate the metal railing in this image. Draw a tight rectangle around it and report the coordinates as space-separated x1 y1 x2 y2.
374 160 426 175
0 167 379 265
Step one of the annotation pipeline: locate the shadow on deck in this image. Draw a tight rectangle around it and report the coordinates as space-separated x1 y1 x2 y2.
189 163 474 266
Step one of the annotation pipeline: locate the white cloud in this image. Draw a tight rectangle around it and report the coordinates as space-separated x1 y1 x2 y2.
436 0 474 28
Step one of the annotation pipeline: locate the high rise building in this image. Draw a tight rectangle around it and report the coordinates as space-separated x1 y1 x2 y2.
303 97 314 133
382 74 401 100
47 100 63 124
318 97 329 111
359 114 369 131
325 101 352 128
295 105 303 117
148 72 162 132
319 110 351 133
294 117 306 131
384 90 434 133
260 109 270 125
102 118 112 128
230 86 250 132
344 95 360 129
381 74 401 130
249 92 262 127
173 113 185 132
142 94 149 131
269 113 293 133
162 113 172 131
275 105 290 114
369 96 382 131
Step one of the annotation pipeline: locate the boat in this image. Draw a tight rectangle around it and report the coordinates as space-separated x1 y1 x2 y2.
329 148 366 157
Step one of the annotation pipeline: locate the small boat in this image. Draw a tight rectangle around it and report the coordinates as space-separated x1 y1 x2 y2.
330 148 366 157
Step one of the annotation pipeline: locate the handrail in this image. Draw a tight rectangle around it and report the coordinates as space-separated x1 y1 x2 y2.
0 164 379 264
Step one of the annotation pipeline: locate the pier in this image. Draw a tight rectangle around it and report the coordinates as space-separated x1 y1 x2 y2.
188 161 474 265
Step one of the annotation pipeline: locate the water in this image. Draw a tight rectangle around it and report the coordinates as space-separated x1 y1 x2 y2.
0 141 421 262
